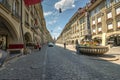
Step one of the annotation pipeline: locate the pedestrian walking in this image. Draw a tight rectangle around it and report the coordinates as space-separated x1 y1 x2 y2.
75 40 80 54
0 41 3 49
64 43 66 49
36 43 41 51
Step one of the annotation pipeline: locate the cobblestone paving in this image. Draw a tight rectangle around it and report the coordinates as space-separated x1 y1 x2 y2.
0 45 120 80
0 47 47 80
45 46 120 80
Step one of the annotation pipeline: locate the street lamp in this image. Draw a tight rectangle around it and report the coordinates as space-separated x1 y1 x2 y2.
59 8 62 13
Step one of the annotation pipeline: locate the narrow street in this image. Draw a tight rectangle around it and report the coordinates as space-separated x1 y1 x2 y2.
0 45 120 80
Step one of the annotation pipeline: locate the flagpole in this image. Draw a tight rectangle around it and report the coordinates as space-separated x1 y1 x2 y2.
21 0 26 54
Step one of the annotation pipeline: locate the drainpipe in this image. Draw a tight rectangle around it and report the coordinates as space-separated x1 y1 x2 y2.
21 0 26 54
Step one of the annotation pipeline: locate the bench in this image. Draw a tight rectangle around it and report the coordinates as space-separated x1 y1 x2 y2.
7 44 24 54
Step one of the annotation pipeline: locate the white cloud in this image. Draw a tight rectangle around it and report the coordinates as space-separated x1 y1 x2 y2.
48 20 57 25
54 0 75 12
44 11 53 16
52 26 63 38
52 33 59 39
53 26 62 32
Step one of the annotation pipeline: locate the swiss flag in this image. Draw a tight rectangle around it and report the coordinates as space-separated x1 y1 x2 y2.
24 0 43 6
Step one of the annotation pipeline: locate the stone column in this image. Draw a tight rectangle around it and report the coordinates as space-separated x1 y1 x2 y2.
102 33 106 46
112 6 117 31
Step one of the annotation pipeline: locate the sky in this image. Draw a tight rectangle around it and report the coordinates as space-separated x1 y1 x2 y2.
42 0 89 39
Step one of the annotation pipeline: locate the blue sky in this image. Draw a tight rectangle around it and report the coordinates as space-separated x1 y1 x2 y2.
42 0 89 39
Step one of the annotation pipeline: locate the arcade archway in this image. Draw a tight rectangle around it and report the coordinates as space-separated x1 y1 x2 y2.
24 32 32 43
107 34 120 46
0 16 19 50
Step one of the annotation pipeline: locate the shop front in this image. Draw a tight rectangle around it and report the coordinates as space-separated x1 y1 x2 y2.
107 34 120 46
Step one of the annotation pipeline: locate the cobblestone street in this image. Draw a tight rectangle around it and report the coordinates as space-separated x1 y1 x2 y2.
0 45 120 80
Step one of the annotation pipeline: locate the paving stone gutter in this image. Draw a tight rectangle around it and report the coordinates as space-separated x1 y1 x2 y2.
1 50 27 67
5 53 22 62
0 47 42 67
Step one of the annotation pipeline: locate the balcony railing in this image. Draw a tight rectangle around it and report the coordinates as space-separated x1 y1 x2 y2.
31 25 39 29
107 29 114 32
106 18 113 22
92 32 96 35
116 27 120 31
98 31 102 34
97 22 102 25
0 0 11 11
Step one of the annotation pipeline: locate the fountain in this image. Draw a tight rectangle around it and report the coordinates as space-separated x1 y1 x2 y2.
77 35 109 55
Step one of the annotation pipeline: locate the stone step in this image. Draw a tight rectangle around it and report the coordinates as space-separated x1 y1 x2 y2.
108 47 120 53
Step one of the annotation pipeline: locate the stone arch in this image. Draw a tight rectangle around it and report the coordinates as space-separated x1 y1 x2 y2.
107 33 120 39
34 36 38 43
24 32 32 43
75 39 78 44
107 34 120 46
0 14 19 50
0 15 19 40
72 40 74 44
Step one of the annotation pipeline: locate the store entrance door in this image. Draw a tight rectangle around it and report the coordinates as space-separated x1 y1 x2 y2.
114 35 120 46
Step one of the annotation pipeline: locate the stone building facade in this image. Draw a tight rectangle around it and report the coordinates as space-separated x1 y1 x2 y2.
89 0 120 46
57 0 120 46
0 0 51 51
